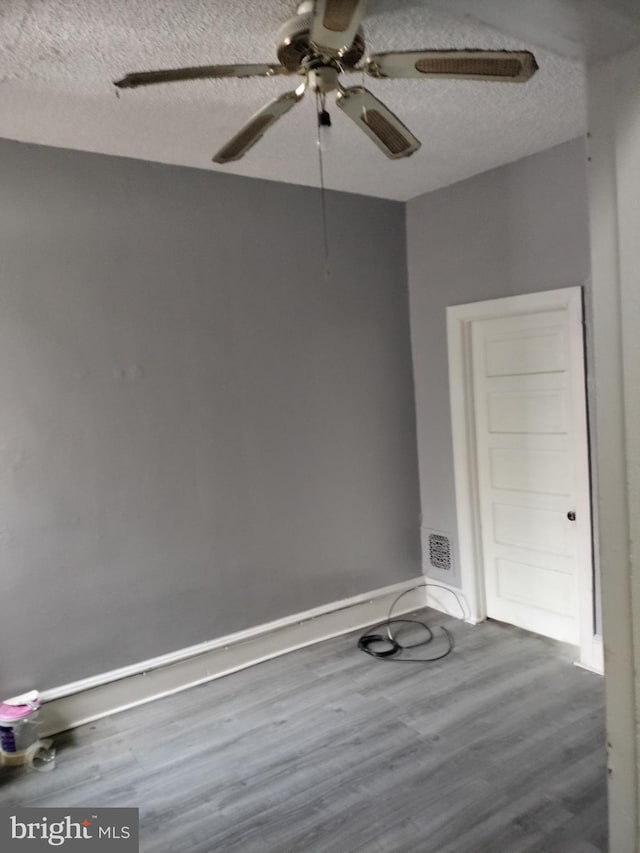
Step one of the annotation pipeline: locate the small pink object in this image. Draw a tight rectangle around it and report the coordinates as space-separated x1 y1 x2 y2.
0 690 40 723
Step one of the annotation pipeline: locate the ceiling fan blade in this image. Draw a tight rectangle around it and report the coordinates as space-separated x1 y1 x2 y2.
365 50 538 82
310 0 368 57
213 84 306 164
335 86 420 159
114 63 290 89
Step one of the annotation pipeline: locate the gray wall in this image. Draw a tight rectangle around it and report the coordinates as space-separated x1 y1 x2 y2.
406 138 594 593
0 139 420 694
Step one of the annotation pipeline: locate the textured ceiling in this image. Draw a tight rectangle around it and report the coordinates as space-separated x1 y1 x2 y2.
0 0 594 199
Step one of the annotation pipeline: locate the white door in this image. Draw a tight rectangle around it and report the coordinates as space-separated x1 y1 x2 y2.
470 303 591 645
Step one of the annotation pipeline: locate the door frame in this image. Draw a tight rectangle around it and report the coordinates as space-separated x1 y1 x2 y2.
446 285 601 672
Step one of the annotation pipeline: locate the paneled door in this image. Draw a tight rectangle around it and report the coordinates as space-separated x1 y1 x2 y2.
470 305 590 644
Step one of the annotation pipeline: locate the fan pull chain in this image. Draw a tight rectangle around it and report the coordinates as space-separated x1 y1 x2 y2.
315 90 331 282
361 67 368 120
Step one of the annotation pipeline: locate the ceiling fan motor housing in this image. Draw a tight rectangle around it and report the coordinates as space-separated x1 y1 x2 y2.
276 9 365 71
308 66 340 92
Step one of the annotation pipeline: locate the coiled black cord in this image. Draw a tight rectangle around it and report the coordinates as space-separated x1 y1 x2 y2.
357 583 466 664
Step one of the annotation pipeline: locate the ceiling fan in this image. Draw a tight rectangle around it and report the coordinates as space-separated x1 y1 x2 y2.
114 0 538 164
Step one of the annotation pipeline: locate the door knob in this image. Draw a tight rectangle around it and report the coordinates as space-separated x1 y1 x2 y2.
567 511 576 521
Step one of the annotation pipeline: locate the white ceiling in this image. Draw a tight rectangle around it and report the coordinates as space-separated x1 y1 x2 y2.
0 0 636 200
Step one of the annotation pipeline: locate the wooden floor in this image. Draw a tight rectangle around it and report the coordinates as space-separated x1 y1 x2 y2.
0 610 607 852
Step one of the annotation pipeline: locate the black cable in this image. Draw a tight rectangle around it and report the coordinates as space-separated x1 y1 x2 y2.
356 582 466 664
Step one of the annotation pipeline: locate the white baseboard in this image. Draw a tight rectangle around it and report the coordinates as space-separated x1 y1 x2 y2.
40 577 428 737
575 633 604 675
422 577 475 623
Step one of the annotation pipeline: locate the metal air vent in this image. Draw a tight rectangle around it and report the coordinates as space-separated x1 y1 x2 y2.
429 533 452 571
421 528 456 579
